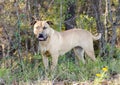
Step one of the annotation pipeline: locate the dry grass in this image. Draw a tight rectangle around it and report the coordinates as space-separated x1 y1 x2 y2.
12 75 120 85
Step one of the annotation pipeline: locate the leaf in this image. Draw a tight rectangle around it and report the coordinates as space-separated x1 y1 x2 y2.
0 68 8 77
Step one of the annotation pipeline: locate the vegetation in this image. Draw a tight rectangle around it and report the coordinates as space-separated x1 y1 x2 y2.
0 0 120 84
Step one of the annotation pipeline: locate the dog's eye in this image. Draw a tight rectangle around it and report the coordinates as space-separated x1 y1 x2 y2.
43 27 47 30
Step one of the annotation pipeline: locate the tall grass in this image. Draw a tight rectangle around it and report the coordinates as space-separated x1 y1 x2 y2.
0 53 120 84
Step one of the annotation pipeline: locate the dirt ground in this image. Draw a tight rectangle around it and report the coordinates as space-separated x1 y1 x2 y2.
13 74 120 85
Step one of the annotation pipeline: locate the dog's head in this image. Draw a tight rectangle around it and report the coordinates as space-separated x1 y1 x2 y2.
33 20 53 41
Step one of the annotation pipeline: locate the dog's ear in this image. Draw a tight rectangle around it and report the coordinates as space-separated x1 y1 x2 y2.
30 16 38 25
31 21 37 25
46 21 54 25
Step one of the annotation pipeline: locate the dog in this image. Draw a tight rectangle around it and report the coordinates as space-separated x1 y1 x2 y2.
32 20 101 70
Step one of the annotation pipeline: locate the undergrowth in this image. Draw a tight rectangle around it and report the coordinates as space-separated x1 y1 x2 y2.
0 53 120 84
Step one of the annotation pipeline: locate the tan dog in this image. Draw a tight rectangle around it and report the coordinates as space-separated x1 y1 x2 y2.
33 20 101 70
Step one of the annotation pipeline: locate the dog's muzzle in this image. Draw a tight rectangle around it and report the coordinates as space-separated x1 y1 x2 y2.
38 33 48 41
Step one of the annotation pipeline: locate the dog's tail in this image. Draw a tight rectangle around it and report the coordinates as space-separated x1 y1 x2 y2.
92 33 101 40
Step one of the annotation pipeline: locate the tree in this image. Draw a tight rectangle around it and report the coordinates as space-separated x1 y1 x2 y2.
64 0 76 30
92 0 107 57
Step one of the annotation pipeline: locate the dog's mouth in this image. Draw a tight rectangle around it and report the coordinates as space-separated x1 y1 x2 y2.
38 33 48 41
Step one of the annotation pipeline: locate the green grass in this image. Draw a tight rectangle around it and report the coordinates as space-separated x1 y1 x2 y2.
0 54 120 84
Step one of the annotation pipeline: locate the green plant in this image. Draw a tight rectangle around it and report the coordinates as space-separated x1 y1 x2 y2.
0 68 9 77
94 66 108 85
76 14 96 31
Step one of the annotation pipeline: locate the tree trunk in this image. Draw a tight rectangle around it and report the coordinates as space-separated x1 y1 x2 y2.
107 0 117 57
92 0 107 57
64 1 76 30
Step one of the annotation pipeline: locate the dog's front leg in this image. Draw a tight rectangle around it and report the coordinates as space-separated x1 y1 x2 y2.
42 54 49 70
51 54 59 70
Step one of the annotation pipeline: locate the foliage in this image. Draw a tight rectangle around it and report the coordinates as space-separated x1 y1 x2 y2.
94 66 108 85
0 68 9 77
76 14 96 31
0 0 120 84
0 54 120 84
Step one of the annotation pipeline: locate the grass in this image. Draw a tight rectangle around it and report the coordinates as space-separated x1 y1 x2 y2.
0 53 120 84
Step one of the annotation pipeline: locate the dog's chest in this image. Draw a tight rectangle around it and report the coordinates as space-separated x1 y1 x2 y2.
40 44 51 56
44 50 51 56
41 48 51 56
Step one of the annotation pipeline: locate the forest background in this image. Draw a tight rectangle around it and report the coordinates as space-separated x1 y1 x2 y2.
0 0 120 85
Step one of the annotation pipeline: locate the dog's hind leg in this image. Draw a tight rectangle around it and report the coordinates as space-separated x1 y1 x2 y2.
85 50 96 61
73 47 85 64
80 39 96 61
83 45 96 61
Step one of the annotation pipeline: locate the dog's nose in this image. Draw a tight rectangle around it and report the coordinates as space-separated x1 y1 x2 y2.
39 33 44 38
